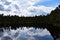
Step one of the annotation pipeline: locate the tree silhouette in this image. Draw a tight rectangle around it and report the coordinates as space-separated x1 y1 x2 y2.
0 5 60 40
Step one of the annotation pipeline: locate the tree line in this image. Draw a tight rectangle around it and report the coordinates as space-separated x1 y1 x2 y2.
0 5 60 40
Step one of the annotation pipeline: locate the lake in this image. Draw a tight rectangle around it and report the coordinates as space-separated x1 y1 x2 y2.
0 27 54 40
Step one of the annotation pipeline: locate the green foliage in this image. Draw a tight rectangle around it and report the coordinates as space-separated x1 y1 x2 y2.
49 5 60 26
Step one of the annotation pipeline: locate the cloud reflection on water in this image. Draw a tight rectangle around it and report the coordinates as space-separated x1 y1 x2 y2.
0 27 54 40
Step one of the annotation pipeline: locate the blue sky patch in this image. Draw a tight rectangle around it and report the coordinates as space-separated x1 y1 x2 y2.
34 0 60 7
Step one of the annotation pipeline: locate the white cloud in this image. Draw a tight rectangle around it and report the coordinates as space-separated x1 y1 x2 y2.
37 6 55 13
27 5 55 16
0 0 55 16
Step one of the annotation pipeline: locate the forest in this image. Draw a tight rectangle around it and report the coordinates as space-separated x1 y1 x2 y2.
0 5 60 40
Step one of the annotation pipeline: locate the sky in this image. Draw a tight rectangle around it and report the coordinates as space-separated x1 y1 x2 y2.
0 0 60 16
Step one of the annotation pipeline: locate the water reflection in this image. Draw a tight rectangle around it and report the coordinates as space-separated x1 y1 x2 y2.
0 27 54 40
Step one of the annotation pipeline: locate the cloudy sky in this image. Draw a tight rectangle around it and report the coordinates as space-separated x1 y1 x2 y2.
0 0 60 16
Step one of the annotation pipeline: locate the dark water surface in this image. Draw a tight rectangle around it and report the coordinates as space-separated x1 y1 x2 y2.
0 27 54 40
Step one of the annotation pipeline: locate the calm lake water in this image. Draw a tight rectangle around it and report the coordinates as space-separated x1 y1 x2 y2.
0 27 54 40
